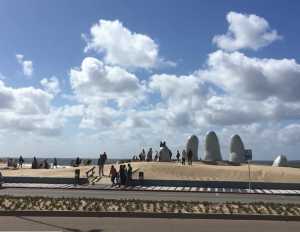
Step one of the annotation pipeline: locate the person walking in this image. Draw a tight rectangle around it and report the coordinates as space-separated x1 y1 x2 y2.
18 155 24 168
187 150 193 165
53 158 58 168
176 150 180 162
109 165 117 185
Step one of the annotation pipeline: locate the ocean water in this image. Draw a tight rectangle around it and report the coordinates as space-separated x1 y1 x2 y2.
1 157 129 166
1 157 300 168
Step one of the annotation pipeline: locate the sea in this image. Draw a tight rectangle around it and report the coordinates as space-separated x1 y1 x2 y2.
1 157 300 168
0 157 129 166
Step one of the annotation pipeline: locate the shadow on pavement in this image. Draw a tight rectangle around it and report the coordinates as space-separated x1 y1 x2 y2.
18 216 103 232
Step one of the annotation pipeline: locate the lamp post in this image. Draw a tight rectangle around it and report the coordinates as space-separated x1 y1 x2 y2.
247 160 251 192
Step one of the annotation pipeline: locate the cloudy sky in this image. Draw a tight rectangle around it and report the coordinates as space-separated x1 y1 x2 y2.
1 0 300 160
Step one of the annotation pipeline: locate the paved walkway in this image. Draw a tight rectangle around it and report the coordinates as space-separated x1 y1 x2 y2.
3 183 300 196
1 216 300 232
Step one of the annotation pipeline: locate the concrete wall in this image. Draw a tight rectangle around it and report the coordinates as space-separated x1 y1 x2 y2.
3 176 88 185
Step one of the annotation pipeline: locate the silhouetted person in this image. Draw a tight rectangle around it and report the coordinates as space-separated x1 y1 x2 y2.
18 155 24 168
75 157 81 167
109 165 117 185
127 163 133 184
154 151 158 161
187 150 193 165
98 154 104 176
53 158 58 168
176 150 180 162
181 156 186 165
119 165 127 186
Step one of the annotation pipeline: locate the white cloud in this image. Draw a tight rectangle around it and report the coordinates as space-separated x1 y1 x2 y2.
40 76 61 96
70 57 146 108
213 11 281 51
83 19 173 69
203 50 300 102
16 54 33 77
0 80 64 136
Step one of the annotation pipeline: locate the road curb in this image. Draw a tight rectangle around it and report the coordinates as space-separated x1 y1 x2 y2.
2 185 300 197
0 210 299 221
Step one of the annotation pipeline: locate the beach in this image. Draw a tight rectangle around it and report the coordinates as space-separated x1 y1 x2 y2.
1 161 300 183
130 161 300 183
0 164 111 178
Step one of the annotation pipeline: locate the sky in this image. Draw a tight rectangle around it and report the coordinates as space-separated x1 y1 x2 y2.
0 0 300 160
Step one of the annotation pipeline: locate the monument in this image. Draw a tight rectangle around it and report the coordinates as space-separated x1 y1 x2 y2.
272 155 288 167
229 134 246 163
186 135 199 161
159 141 172 162
204 131 222 161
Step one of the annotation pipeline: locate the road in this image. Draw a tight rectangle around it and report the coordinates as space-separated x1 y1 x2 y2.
0 216 299 231
1 187 300 203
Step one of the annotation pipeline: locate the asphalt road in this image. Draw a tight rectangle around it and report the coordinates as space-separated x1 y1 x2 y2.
1 187 300 203
0 216 300 232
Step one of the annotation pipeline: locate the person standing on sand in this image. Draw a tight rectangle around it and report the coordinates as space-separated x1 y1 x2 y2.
98 152 108 176
53 158 58 168
18 155 24 168
176 150 180 162
181 150 186 165
127 163 133 184
98 154 104 177
187 150 193 165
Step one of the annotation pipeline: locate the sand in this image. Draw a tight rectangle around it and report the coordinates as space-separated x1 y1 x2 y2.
130 161 300 183
1 161 300 183
0 164 112 178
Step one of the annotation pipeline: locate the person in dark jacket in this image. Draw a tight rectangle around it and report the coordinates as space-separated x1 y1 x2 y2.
176 150 180 162
18 155 24 168
187 150 193 165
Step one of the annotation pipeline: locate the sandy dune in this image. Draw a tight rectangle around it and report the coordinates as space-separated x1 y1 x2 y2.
0 165 111 178
1 161 300 183
130 162 300 183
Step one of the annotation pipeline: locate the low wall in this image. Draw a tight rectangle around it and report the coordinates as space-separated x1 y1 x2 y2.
3 176 88 185
130 179 300 190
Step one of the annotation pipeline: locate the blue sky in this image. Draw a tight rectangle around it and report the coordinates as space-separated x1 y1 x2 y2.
1 0 300 160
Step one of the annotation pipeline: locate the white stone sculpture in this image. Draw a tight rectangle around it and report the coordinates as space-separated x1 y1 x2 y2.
272 155 288 167
159 141 172 162
229 134 246 163
204 131 222 161
186 135 199 161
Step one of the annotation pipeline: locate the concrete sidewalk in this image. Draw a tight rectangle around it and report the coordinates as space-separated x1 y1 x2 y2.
3 182 300 196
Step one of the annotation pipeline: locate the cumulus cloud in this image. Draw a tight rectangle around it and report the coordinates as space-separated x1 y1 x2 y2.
0 80 64 136
83 19 174 69
16 54 33 77
40 76 61 96
70 57 146 108
213 11 281 51
203 50 300 102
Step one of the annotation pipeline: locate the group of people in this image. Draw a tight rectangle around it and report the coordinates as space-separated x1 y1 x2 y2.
176 149 193 165
31 156 52 169
109 163 132 186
